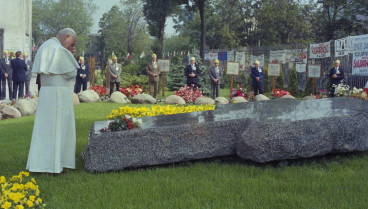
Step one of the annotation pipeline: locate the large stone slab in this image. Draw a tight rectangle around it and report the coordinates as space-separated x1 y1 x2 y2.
236 98 368 163
83 97 368 172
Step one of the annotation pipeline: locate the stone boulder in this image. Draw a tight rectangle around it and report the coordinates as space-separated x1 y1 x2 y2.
230 96 247 103
109 91 130 104
303 96 316 100
78 90 99 103
194 97 215 105
0 113 2 120
280 95 296 99
0 105 21 119
254 94 270 101
13 99 37 116
72 92 80 105
165 95 185 105
214 97 229 105
131 94 157 104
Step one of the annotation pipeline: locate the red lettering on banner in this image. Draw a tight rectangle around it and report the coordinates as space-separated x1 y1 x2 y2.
311 45 328 55
354 60 368 68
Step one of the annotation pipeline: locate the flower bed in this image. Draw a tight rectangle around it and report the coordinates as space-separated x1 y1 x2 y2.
89 85 107 96
174 85 203 103
230 85 248 100
119 85 143 98
271 89 291 98
350 87 368 100
0 171 46 209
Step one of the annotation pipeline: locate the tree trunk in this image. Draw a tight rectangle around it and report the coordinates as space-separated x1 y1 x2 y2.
198 0 206 62
158 18 166 59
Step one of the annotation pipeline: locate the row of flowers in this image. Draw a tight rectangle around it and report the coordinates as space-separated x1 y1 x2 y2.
102 104 215 132
1 171 45 209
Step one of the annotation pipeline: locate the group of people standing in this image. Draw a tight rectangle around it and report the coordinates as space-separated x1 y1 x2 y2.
0 50 33 100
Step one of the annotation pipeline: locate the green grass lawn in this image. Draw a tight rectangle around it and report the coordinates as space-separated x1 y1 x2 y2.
1 101 368 209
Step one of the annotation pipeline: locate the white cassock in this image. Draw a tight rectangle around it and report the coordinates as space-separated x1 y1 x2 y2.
27 37 79 173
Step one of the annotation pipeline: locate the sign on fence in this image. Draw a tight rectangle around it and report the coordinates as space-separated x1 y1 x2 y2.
310 41 331 58
352 51 368 76
296 63 306 73
236 51 246 71
335 38 349 57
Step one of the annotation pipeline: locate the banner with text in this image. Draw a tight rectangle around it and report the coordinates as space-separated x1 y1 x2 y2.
205 52 218 61
335 38 350 57
250 54 265 66
286 49 308 63
235 51 246 71
352 34 368 53
227 50 235 62
269 50 287 64
310 41 331 58
352 51 368 76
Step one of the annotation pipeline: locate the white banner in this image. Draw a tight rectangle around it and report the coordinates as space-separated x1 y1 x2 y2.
235 51 246 72
310 41 331 58
352 34 368 53
335 38 349 57
250 54 264 66
227 50 235 62
352 51 368 76
269 50 287 64
295 63 307 73
286 49 308 63
204 52 218 61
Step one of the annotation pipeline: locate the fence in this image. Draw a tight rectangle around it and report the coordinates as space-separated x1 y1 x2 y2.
202 41 368 91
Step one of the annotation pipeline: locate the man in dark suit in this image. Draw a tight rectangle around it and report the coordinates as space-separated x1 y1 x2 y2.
1 50 13 100
329 59 344 97
0 58 3 96
11 51 27 100
250 60 264 96
74 56 89 93
23 52 33 96
185 57 201 89
209 58 223 99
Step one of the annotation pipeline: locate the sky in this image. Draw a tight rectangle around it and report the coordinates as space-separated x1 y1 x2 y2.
91 0 176 36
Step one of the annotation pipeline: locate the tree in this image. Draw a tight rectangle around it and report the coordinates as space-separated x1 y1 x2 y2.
32 0 96 55
143 0 187 58
313 0 368 41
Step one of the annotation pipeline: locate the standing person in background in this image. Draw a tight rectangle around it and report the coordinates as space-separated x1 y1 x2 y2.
23 52 33 96
27 28 79 173
1 50 13 100
329 60 344 97
74 56 90 93
209 59 223 99
11 51 27 100
146 53 160 99
185 57 201 89
0 58 3 96
109 55 122 95
250 60 264 96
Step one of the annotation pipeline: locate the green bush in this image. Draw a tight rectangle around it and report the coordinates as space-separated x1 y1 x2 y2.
246 73 253 93
302 77 317 97
275 71 284 89
287 68 299 96
263 66 270 93
120 72 149 92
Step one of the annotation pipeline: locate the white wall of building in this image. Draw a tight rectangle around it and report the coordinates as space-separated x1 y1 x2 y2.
0 0 32 59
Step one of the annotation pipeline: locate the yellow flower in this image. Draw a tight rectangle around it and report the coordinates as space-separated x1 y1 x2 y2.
15 205 24 209
37 198 42 203
31 178 36 184
1 201 11 209
27 200 33 207
29 195 36 202
0 176 5 184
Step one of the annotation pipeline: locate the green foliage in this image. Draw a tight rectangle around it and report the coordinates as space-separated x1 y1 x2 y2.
287 68 299 96
167 56 186 91
120 72 149 91
94 70 106 85
275 72 284 90
246 73 253 94
163 36 193 54
303 77 315 97
32 0 96 55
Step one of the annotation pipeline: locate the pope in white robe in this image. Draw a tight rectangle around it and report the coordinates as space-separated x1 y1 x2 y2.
27 28 79 173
